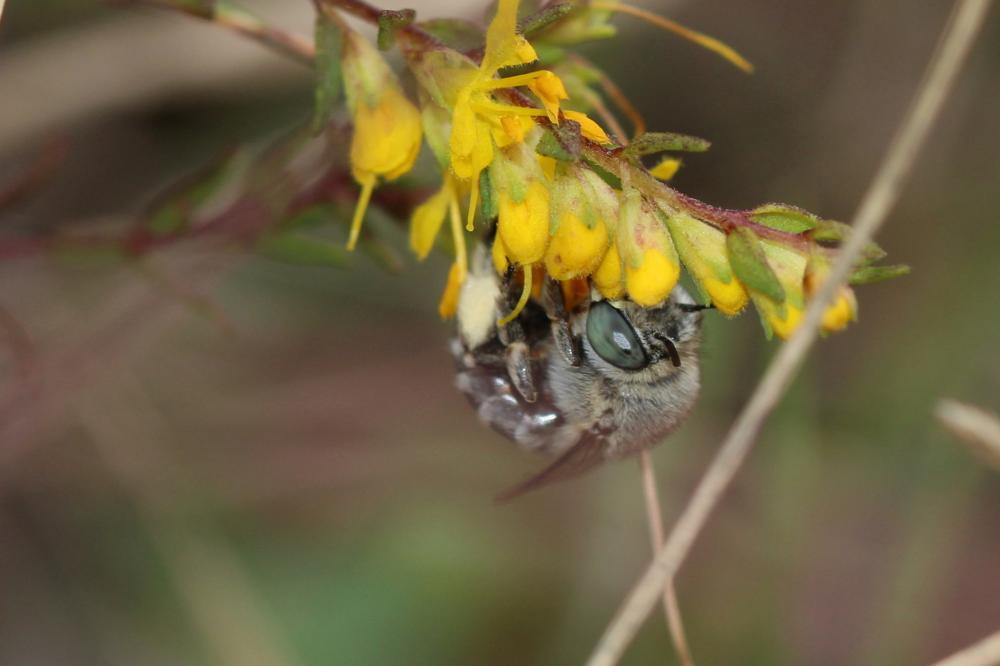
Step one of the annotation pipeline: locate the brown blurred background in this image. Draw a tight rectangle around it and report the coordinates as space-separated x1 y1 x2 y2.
1 1 998 664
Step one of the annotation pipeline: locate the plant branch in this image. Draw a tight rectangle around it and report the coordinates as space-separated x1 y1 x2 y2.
131 0 316 64
583 1 994 664
638 450 694 666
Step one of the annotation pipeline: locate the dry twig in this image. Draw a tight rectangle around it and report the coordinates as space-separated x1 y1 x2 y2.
935 399 1000 472
638 450 694 666
585 1 995 664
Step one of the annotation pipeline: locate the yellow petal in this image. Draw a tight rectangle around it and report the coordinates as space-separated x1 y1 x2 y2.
497 182 550 265
452 108 494 181
438 262 463 319
409 185 450 260
481 0 522 75
528 71 569 123
564 110 612 145
665 213 748 316
593 242 624 299
350 86 423 181
649 157 682 181
769 302 803 340
544 213 610 280
821 287 858 332
625 248 680 306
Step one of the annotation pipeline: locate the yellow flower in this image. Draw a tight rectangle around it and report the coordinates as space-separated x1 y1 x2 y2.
804 255 858 333
564 110 613 145
438 261 463 319
749 241 808 340
593 242 624 299
649 157 682 181
665 212 749 316
342 30 422 251
409 184 450 261
545 212 610 280
821 288 858 332
618 187 679 306
544 164 616 280
409 175 468 310
626 248 680 306
528 71 569 122
758 301 803 340
497 181 550 265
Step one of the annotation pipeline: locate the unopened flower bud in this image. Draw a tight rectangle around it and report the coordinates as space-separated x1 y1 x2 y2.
619 189 679 306
665 212 748 316
593 242 624 299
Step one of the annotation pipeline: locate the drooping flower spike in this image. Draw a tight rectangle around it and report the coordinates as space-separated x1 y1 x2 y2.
319 0 904 340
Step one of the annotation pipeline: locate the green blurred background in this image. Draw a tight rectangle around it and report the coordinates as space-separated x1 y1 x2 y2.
1 1 998 664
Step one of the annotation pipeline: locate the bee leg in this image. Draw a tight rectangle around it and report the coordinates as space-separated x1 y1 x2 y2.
540 276 581 367
496 267 538 403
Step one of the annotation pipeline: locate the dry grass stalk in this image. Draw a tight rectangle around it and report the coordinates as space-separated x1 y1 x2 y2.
935 399 1000 472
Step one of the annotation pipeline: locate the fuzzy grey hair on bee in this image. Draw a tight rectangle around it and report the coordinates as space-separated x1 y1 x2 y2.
452 243 705 499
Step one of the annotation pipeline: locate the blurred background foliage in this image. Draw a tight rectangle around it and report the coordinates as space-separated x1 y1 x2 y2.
0 1 998 665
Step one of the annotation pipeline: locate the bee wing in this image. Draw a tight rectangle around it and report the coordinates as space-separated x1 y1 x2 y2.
494 423 611 502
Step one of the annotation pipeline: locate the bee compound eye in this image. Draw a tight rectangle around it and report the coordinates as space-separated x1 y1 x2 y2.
586 301 650 371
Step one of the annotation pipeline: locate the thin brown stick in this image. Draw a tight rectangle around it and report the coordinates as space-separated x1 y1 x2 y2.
584 1 994 664
935 399 1000 472
135 0 315 64
929 630 1000 666
638 450 694 666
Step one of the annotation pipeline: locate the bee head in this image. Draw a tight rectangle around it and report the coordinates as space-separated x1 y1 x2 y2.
582 287 703 385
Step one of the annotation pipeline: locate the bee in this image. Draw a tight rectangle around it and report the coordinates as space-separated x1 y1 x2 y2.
452 243 705 499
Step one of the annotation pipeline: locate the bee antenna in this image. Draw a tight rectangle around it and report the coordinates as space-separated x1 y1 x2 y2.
679 303 714 313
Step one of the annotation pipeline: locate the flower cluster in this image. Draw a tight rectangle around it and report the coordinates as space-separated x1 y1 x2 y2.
324 0 903 339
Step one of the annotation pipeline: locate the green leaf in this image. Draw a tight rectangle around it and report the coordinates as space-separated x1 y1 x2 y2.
813 220 887 262
582 159 621 190
726 227 785 302
478 169 498 221
624 132 710 160
520 3 575 38
257 233 350 268
750 204 818 234
377 9 416 51
312 12 344 135
849 264 910 285
537 122 580 162
417 19 484 51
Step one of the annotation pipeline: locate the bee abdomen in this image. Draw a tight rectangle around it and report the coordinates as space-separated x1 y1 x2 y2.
452 338 568 454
